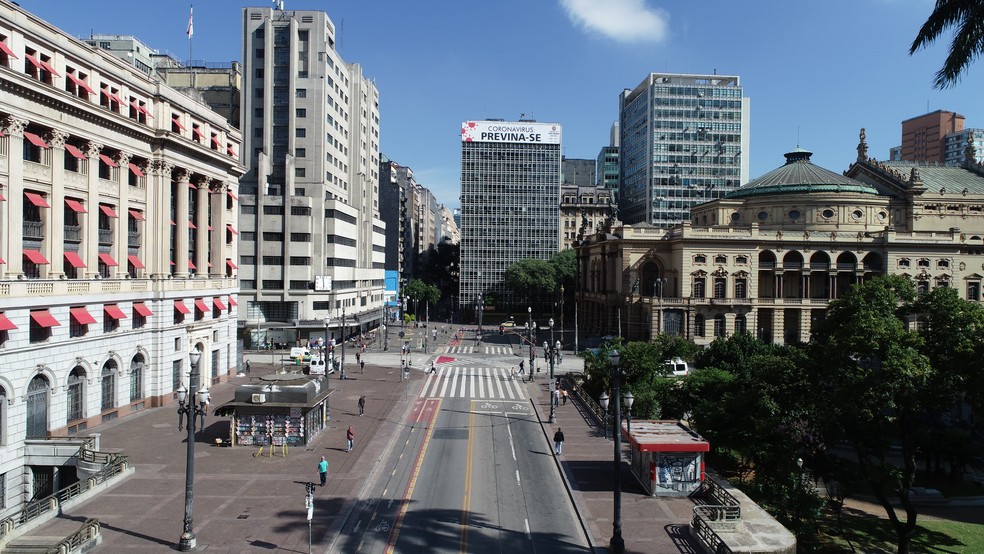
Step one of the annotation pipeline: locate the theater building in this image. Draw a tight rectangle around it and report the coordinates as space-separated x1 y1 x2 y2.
578 130 984 344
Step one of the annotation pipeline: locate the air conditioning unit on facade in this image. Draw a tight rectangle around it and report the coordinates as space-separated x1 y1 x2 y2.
251 393 266 404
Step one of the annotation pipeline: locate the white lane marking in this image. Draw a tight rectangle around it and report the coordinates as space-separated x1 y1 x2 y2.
507 422 517 461
442 367 455 397
524 518 531 540
494 368 505 398
515 469 521 485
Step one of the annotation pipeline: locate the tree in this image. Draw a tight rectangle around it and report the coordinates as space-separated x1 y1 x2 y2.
549 249 576 292
503 258 557 302
403 279 440 319
809 275 936 554
910 0 984 88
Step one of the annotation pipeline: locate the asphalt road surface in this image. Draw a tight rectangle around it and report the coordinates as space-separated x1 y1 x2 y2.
330 340 590 553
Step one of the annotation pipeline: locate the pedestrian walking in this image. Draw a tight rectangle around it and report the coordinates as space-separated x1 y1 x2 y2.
356 351 361 364
553 388 560 406
245 360 251 374
519 360 525 375
562 389 569 406
430 362 437 374
347 426 355 452
358 395 365 416
318 456 329 486
553 428 565 455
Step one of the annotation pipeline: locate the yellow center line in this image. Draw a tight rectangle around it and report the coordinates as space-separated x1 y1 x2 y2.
385 398 440 554
460 403 475 552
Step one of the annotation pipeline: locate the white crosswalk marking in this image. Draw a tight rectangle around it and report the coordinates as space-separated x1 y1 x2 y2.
420 366 527 400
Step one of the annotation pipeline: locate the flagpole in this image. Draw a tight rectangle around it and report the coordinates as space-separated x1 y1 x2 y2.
187 4 194 67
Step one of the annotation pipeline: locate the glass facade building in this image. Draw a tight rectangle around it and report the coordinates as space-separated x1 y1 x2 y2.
618 73 749 227
459 120 562 310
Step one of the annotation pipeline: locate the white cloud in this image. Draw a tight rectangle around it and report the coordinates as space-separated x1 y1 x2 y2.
559 0 669 43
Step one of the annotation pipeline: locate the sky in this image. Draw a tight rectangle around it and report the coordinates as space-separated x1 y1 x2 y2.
20 0 984 211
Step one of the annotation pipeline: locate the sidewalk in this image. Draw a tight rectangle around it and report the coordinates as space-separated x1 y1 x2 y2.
526 361 703 554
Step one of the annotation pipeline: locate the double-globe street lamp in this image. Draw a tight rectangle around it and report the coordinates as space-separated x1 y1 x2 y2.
526 307 535 382
176 350 210 551
548 318 561 424
597 350 635 554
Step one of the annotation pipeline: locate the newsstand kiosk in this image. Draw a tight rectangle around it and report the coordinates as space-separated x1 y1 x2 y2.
622 420 710 497
213 371 334 448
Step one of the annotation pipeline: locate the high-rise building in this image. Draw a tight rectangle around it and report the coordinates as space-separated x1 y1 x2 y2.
459 119 562 311
562 157 596 187
943 128 984 166
900 110 964 163
239 6 384 345
597 123 620 192
618 73 749 227
0 1 244 517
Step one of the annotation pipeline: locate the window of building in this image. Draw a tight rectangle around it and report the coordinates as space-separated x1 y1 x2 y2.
262 232 283 241
713 314 726 337
296 128 306 138
296 88 306 98
735 279 747 299
30 310 55 342
295 167 306 177
67 368 85 422
262 280 283 290
289 280 309 290
694 314 705 337
735 314 747 335
295 148 306 158
291 206 311 216
263 205 284 215
694 254 706 264
968 282 981 301
713 278 726 299
693 278 705 298
130 356 144 402
290 256 311 266
101 361 117 411
291 233 311 242
296 108 306 118
261 256 283 265
172 360 182 392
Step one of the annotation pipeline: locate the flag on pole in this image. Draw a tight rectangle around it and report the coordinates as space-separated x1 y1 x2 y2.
186 5 194 39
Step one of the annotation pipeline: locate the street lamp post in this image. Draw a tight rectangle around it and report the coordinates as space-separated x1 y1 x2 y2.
599 391 610 440
323 316 331 369
527 307 534 382
383 303 389 351
176 350 210 551
608 350 625 554
548 318 556 423
340 307 346 380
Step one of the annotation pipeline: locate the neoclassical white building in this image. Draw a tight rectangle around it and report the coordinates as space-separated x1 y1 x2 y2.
578 131 984 346
0 2 244 515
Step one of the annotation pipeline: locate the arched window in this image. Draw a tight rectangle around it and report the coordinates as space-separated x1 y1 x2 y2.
713 314 726 337
714 278 727 299
0 386 6 445
735 279 747 299
968 282 981 301
694 314 705 337
26 375 49 439
693 278 706 298
101 361 118 411
735 314 747 334
129 355 145 402
67 367 86 422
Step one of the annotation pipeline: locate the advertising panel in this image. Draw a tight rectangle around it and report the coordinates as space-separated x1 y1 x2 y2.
461 120 562 145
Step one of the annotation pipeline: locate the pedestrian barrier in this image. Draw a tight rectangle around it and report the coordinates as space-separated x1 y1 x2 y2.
689 478 741 553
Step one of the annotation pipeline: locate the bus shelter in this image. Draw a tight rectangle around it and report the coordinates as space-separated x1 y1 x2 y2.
623 420 710 497
213 372 334 448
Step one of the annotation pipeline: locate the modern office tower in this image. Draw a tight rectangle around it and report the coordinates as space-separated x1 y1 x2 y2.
0 1 244 518
240 6 385 346
459 119 562 311
597 123 620 192
943 128 984 165
618 73 749 227
562 157 596 187
901 110 964 163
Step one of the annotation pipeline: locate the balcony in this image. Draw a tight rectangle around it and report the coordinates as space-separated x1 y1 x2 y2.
23 220 44 239
64 225 82 242
98 229 113 245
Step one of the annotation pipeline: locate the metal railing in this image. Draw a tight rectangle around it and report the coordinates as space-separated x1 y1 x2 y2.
689 478 741 554
0 449 128 541
690 512 735 554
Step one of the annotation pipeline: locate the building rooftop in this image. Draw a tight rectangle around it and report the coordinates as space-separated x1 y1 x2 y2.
727 147 878 199
623 420 710 452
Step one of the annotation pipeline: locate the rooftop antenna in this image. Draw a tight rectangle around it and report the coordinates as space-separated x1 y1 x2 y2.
273 0 284 10
797 126 800 148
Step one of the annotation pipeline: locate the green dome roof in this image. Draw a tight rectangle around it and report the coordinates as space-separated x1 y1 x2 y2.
726 148 878 199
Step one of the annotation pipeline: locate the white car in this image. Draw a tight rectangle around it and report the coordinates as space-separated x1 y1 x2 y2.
664 357 690 376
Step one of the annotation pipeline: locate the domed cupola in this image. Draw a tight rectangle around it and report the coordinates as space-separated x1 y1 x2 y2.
726 147 878 199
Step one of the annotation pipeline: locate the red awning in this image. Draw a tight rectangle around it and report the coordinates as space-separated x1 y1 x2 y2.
31 310 60 328
127 255 144 269
0 313 16 331
70 306 97 325
194 298 209 312
210 135 221 148
172 116 186 131
207 225 213 230
213 298 227 311
38 58 59 76
228 297 238 307
187 259 197 270
227 190 238 201
226 225 239 235
0 40 18 59
0 191 5 201
64 143 86 159
188 220 196 229
133 302 153 317
104 305 127 320
65 198 87 213
138 104 154 119
102 88 123 104
24 191 50 207
128 163 145 177
98 253 118 267
67 72 95 95
227 145 237 157
100 205 118 218
173 300 191 314
226 259 238 269
98 154 118 167
23 131 49 148
23 249 50 264
128 209 145 221
192 127 204 140
64 251 86 268
25 54 45 71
